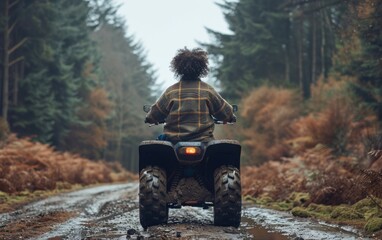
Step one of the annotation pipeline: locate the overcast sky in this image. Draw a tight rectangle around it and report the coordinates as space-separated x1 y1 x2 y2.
115 0 234 90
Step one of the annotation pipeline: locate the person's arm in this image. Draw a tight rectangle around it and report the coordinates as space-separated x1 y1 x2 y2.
145 91 170 124
208 88 235 122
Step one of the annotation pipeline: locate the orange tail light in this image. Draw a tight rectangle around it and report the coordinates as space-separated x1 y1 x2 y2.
179 147 201 155
185 147 197 154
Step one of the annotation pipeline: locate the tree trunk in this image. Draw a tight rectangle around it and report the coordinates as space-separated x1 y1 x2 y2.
320 6 326 80
117 103 123 161
297 20 304 98
284 45 290 85
2 0 24 117
311 13 317 84
2 0 10 120
284 20 290 84
12 64 19 105
297 18 310 99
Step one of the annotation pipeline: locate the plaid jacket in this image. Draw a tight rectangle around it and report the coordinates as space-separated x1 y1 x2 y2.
146 80 234 142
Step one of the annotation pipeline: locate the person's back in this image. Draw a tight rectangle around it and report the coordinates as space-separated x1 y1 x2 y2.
145 48 235 142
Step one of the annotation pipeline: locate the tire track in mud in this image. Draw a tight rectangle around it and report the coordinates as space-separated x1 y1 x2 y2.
0 183 372 240
0 183 139 240
38 183 140 240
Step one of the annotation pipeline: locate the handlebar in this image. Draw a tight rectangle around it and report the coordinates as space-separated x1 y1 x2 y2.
146 121 165 127
211 115 236 125
146 119 235 127
214 120 235 125
144 104 237 126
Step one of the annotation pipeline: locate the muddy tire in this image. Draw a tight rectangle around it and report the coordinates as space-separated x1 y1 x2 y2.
213 165 241 227
139 166 168 228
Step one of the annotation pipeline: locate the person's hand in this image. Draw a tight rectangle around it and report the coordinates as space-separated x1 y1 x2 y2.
231 114 237 123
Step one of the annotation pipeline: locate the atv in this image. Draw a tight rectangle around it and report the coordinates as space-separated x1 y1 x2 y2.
139 105 241 229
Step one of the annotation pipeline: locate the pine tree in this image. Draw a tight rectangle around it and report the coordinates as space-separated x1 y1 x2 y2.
0 0 29 122
88 0 157 167
7 0 102 148
204 0 339 100
348 0 382 121
204 0 290 99
49 0 100 147
7 0 60 142
92 22 156 169
11 70 57 142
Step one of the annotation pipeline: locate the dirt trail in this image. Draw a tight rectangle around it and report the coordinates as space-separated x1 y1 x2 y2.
0 183 372 239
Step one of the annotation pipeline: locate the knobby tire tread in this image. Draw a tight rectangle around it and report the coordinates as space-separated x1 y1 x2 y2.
214 165 241 227
139 166 168 228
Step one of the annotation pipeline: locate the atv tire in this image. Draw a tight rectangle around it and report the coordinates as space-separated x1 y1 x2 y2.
139 166 168 229
213 165 241 227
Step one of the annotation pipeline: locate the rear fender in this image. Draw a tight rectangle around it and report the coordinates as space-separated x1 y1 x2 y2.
139 141 177 173
205 140 241 172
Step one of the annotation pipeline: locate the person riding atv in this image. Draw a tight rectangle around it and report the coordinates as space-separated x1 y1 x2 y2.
140 48 241 229
144 47 236 142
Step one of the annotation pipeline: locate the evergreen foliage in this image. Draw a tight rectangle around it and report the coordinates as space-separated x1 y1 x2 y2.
348 1 382 121
204 0 289 99
0 0 156 168
203 0 338 100
5 0 99 148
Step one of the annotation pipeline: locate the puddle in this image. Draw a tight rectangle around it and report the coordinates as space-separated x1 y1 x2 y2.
242 216 289 240
248 226 289 240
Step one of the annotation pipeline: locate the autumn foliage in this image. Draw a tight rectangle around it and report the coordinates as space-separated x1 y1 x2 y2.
0 134 135 194
62 88 113 159
241 86 301 163
240 78 382 206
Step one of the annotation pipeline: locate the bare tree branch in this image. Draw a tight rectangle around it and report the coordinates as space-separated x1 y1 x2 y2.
303 0 344 14
281 0 344 13
9 56 24 67
8 37 27 55
8 20 17 35
9 0 19 9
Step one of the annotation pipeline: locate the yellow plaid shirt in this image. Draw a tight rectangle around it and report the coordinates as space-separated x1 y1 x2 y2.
146 80 234 142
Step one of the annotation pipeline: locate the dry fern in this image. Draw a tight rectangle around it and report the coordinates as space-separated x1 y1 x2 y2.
0 134 135 194
357 169 382 210
359 170 382 198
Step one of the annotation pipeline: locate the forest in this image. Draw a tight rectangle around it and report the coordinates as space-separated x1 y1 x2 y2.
0 0 158 171
0 0 382 236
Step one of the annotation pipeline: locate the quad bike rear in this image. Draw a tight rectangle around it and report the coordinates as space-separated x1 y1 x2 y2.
139 106 241 229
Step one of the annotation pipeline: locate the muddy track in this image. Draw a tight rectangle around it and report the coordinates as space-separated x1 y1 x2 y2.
0 183 371 239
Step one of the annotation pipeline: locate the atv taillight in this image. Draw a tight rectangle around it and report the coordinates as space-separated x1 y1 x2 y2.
186 147 196 154
179 147 201 155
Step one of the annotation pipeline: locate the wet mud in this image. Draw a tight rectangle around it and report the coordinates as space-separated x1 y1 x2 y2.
0 183 373 239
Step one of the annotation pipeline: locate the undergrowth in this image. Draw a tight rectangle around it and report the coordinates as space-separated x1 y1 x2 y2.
240 77 382 236
0 134 137 211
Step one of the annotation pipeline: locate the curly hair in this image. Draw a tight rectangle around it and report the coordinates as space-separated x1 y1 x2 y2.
170 47 209 80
